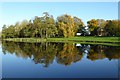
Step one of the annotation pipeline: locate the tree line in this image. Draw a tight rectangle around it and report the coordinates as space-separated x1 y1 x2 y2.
2 12 120 39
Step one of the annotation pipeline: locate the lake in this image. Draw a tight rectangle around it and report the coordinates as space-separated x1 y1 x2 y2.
1 41 120 78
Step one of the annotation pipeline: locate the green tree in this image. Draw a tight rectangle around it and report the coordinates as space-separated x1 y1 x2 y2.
42 12 58 38
73 16 84 33
19 20 29 37
13 20 29 38
7 25 15 38
33 16 43 37
97 19 107 36
2 24 15 38
97 19 106 28
32 12 58 38
2 24 7 38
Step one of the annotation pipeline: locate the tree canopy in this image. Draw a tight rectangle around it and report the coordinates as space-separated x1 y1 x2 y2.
2 12 120 39
57 14 83 37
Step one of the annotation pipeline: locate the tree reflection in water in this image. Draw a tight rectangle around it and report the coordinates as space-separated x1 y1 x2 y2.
2 41 120 67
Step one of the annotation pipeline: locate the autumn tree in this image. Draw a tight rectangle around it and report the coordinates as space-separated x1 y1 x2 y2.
56 43 83 65
87 19 98 36
105 20 120 36
57 14 83 37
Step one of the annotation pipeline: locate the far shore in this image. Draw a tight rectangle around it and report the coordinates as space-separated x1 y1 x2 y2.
2 36 120 46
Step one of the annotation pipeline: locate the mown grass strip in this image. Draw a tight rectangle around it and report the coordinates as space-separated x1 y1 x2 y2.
47 37 120 43
3 36 120 43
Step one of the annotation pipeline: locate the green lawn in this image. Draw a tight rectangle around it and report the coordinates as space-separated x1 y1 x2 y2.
3 38 47 42
47 36 120 43
3 36 120 46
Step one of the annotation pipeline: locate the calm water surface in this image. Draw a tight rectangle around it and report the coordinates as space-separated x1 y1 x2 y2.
1 41 120 78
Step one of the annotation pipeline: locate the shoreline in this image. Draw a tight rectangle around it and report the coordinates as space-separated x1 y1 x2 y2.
2 36 120 46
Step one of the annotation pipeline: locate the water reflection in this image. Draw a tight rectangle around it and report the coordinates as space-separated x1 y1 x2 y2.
2 41 120 67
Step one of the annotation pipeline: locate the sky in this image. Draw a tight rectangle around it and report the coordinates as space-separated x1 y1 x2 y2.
0 0 119 2
0 2 118 31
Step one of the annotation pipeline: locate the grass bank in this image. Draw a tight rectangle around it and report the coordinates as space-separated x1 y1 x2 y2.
3 36 120 46
47 36 120 43
3 38 47 43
